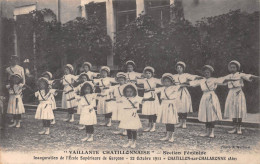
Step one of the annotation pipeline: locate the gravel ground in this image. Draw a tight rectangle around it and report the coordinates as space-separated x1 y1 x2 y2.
0 111 259 154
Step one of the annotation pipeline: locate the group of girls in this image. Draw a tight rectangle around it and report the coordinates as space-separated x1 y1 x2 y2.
5 58 259 148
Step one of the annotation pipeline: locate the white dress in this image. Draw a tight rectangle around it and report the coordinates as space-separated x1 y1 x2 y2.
61 74 78 109
190 78 223 122
221 72 253 119
106 84 124 121
156 86 180 124
172 73 198 113
49 80 57 111
6 65 25 84
94 77 116 115
35 89 56 120
74 82 94 114
7 84 25 115
136 78 161 115
77 94 97 125
118 96 143 130
125 71 142 82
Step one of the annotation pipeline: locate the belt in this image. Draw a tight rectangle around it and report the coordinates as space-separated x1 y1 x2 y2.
144 89 155 93
65 89 74 94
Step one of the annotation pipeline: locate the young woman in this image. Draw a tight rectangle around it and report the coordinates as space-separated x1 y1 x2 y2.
156 73 181 142
221 60 259 134
136 66 161 132
76 81 97 142
106 72 127 135
189 65 228 138
172 61 201 129
125 60 142 83
93 66 116 126
42 71 56 125
61 64 78 122
6 74 25 128
35 77 57 135
118 83 153 148
78 62 99 80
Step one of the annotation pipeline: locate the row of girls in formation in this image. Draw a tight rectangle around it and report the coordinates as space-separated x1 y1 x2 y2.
5 57 259 148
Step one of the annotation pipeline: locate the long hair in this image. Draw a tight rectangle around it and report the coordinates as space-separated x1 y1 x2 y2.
37 80 50 96
123 85 137 97
80 83 94 96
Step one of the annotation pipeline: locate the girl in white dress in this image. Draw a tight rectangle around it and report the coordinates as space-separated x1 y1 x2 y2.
106 72 127 135
136 66 161 132
93 66 116 126
6 74 25 128
118 83 153 148
35 77 57 135
61 64 78 122
78 62 99 80
172 61 202 129
125 60 142 83
42 71 56 125
220 60 259 134
76 81 97 142
74 73 91 129
189 65 228 138
156 73 180 142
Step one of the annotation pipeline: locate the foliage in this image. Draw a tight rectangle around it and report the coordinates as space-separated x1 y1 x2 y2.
1 17 15 68
9 7 111 78
115 9 259 113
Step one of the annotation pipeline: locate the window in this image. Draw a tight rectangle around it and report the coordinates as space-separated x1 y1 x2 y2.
145 0 170 27
85 2 106 27
114 0 137 31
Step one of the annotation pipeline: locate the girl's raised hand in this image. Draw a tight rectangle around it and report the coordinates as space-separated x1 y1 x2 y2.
250 75 260 81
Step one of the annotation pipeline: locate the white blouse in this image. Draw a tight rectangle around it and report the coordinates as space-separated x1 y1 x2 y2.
220 72 253 88
7 84 24 95
189 78 223 92
107 84 124 99
155 86 180 100
125 71 142 81
117 96 143 110
6 65 25 84
35 89 56 101
76 94 97 110
62 74 78 86
137 78 161 90
172 73 198 85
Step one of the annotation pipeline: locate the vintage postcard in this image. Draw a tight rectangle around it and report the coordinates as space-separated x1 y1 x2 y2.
0 0 259 163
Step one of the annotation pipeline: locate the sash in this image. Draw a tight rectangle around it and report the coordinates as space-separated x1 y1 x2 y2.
164 88 170 100
39 90 51 109
63 76 74 89
83 95 90 105
118 87 122 97
127 98 137 109
204 80 211 91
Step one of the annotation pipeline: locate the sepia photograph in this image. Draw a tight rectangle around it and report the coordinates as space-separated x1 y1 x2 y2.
0 0 259 163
